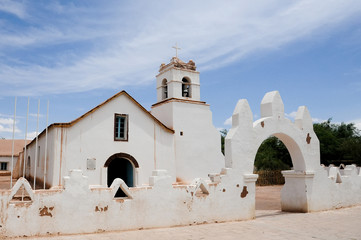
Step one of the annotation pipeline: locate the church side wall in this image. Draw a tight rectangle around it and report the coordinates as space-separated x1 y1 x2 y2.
60 95 175 186
22 127 59 188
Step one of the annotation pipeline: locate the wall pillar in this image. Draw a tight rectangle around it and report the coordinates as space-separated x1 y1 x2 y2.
281 170 315 212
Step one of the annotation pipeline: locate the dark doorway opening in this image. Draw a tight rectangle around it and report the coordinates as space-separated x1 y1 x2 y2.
107 158 134 197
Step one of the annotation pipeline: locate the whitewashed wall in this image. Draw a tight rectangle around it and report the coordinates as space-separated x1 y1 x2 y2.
0 168 256 237
152 101 224 182
226 90 361 212
25 93 175 188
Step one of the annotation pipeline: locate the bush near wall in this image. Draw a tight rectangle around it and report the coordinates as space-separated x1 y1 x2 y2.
255 170 285 186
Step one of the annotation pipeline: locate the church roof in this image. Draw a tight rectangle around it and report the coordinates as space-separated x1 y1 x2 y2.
26 90 174 148
0 139 30 157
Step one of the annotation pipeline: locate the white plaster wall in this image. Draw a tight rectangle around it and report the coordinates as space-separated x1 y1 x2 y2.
0 168 256 237
282 166 361 212
152 101 224 183
59 94 174 186
151 103 174 128
225 92 321 175
22 128 57 187
225 91 361 213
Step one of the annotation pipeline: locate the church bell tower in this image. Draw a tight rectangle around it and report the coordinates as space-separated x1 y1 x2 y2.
155 57 200 103
151 55 224 183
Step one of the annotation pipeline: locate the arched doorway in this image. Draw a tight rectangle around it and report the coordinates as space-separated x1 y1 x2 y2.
254 136 293 212
225 91 321 212
104 153 139 197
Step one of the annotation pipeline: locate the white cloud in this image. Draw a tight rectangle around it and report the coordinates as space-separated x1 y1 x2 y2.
285 111 297 119
1 1 361 96
224 117 232 126
311 117 328 123
0 0 26 19
0 117 14 125
0 117 20 134
348 119 361 131
26 131 38 140
286 111 326 123
29 113 44 118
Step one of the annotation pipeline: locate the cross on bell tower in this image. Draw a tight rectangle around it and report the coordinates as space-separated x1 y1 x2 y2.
172 43 181 58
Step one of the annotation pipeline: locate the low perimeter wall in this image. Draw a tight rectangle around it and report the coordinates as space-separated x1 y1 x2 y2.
282 165 361 212
0 166 361 237
0 169 257 237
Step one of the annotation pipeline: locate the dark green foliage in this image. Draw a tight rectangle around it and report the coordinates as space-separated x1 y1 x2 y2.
254 137 292 170
220 129 228 155
314 119 361 166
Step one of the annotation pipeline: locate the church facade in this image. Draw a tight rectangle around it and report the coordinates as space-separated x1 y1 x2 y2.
22 57 224 189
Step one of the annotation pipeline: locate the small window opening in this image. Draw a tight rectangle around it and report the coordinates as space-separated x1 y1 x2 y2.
114 114 128 141
182 78 191 98
162 79 168 99
0 162 7 170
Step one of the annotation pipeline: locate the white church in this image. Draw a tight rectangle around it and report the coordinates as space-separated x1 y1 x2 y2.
5 54 361 238
21 57 224 192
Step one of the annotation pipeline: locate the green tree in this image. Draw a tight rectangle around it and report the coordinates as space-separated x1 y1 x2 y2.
314 119 361 166
254 137 292 170
220 129 228 155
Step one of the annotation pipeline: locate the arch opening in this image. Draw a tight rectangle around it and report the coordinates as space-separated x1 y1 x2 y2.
182 77 191 98
254 135 294 212
162 79 168 99
105 153 139 198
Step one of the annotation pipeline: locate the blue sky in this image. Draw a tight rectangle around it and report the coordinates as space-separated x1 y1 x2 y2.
0 0 361 139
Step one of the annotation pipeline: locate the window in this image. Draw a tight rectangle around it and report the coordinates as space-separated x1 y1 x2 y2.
162 79 168 99
182 78 191 97
0 162 7 170
114 114 128 141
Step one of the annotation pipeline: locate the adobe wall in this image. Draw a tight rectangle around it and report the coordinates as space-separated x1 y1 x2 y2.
0 169 256 237
225 91 361 212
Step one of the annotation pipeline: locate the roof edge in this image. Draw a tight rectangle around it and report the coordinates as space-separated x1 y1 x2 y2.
26 90 174 148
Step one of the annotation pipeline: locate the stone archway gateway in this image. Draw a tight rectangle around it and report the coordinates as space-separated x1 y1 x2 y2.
225 91 321 212
104 153 139 197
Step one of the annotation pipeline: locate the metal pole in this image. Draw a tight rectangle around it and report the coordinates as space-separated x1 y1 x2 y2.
33 99 40 189
22 97 29 178
10 96 17 188
43 100 49 189
22 97 29 201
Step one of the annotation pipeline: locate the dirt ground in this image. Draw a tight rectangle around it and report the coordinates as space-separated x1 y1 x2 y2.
256 185 283 210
